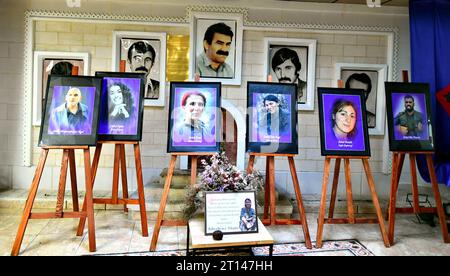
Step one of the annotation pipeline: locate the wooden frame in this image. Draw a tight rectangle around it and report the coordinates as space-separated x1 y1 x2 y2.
334 63 388 135
263 37 317 111
189 11 243 86
11 147 96 256
112 31 167 107
32 51 90 126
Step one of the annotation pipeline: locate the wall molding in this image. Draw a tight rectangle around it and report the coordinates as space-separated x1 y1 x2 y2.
23 7 400 173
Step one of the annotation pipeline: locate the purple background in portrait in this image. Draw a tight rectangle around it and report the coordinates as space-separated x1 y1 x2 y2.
391 92 429 141
171 87 217 147
322 94 366 151
251 93 292 143
48 86 95 136
98 77 140 135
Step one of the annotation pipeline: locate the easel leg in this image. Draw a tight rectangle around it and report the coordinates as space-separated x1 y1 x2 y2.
362 159 390 247
120 144 129 213
328 158 341 219
55 150 69 218
246 155 255 174
344 159 355 224
191 156 198 185
268 156 276 225
134 143 148 237
83 149 96 252
409 154 421 213
150 155 177 251
288 157 312 249
425 155 450 243
388 153 401 245
11 149 49 256
68 149 79 212
77 144 102 236
316 157 331 248
263 157 271 221
112 144 121 204
386 153 404 220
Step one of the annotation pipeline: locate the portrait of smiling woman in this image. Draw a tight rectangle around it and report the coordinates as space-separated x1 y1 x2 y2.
331 99 358 141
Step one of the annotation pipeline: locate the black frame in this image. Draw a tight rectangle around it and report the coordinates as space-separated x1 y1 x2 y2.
95 72 145 141
167 82 221 153
318 87 371 156
204 191 259 235
246 82 298 154
385 82 434 152
39 75 102 147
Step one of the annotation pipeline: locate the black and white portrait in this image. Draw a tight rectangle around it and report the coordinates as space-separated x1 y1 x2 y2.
190 12 243 86
264 38 317 111
113 31 166 107
335 63 388 135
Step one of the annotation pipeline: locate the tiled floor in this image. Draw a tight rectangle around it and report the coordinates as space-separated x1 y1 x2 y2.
1 208 449 256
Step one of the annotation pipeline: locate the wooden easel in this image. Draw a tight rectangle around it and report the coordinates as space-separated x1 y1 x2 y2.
11 146 96 256
387 70 450 244
316 156 390 248
150 152 215 251
246 153 312 249
76 141 149 237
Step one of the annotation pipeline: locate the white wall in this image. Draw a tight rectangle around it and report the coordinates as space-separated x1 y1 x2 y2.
0 0 414 198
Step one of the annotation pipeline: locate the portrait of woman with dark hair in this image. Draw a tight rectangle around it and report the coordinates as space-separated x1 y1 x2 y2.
107 82 134 122
331 99 358 141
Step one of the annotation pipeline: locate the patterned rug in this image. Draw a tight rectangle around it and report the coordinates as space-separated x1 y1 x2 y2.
93 240 373 256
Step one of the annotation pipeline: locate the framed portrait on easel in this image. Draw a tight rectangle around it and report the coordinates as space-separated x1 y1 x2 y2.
318 87 371 156
95 72 145 141
385 82 434 152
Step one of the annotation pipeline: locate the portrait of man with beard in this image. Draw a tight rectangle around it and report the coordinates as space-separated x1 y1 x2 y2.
394 95 424 137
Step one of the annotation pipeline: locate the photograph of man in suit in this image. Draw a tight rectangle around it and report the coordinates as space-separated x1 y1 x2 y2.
271 47 307 103
196 22 234 78
127 41 160 99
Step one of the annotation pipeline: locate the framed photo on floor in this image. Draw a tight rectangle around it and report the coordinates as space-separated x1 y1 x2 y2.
385 82 434 152
189 12 243 86
263 37 317 111
335 63 388 135
33 51 90 126
167 82 221 153
112 31 166 107
39 75 102 146
205 191 258 235
318 87 371 156
95 72 145 141
246 82 298 154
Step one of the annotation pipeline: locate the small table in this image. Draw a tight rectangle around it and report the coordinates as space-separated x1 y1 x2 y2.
187 218 274 256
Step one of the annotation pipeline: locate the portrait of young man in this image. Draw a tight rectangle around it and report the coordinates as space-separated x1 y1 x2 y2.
391 93 428 140
269 46 308 104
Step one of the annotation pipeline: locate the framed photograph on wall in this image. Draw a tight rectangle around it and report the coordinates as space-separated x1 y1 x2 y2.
318 87 371 156
246 82 298 154
189 12 243 86
95 72 145 141
385 82 434 152
205 191 258 235
112 31 166 107
33 51 90 126
167 82 221 153
335 63 388 135
263 37 317 111
38 75 102 146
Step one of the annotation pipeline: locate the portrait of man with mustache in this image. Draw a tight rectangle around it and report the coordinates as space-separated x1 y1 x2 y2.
271 47 307 104
196 22 234 78
127 41 160 99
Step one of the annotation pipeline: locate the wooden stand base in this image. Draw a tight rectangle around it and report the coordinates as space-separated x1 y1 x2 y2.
150 152 215 251
246 153 312 249
387 152 450 244
11 147 96 256
77 141 148 237
316 156 390 248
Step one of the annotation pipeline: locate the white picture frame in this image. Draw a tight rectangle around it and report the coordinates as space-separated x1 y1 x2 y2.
263 37 317 111
335 63 389 136
189 12 243 86
32 51 90 126
112 31 167 107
